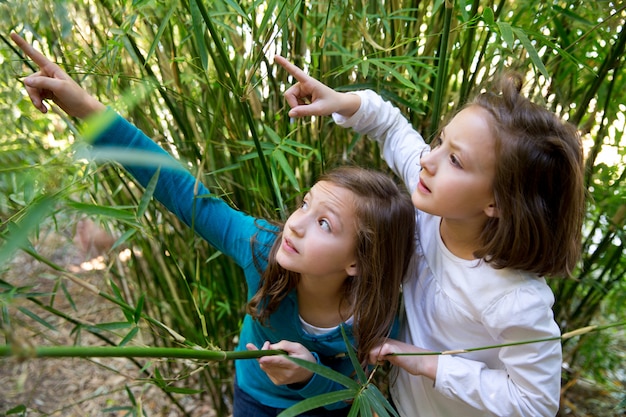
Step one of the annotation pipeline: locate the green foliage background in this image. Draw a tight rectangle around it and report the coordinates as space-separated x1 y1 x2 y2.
1 0 624 415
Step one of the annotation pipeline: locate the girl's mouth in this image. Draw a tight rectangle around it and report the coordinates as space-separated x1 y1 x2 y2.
417 177 431 194
282 237 299 254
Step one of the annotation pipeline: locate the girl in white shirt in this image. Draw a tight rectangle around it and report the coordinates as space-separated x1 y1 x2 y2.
275 56 585 417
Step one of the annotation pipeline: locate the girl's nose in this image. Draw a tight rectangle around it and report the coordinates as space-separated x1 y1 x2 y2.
420 147 434 173
286 212 305 236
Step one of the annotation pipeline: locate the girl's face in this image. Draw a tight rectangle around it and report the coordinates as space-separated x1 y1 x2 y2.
277 181 359 280
413 105 498 221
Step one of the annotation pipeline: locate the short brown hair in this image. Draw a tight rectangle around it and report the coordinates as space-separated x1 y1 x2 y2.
471 73 585 277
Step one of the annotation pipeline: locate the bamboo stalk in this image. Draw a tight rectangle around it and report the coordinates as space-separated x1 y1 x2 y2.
389 321 626 357
2 322 623 361
0 344 286 361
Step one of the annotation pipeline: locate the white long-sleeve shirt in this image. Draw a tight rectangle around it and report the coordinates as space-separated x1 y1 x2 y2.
333 90 562 417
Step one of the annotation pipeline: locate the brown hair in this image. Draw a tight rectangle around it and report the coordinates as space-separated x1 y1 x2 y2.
247 166 416 367
470 73 585 277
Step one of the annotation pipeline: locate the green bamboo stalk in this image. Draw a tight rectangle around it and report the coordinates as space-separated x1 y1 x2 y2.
191 0 278 209
390 321 626 357
0 344 285 361
428 0 454 141
3 322 623 362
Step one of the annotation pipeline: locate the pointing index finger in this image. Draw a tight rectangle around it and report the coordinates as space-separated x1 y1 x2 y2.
10 32 57 71
274 55 309 83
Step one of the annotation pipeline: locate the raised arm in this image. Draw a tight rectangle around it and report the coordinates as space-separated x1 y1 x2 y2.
274 55 360 118
12 32 264 268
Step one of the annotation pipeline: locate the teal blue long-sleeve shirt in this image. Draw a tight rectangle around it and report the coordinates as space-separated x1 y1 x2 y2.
92 110 355 410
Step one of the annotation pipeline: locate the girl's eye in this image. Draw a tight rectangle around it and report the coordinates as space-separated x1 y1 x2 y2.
450 154 462 167
300 200 309 210
319 219 331 232
431 136 442 149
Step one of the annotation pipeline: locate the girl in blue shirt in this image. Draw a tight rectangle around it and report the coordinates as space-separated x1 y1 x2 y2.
12 33 416 416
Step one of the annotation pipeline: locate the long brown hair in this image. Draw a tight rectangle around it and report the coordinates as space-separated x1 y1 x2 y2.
247 166 416 367
470 73 585 277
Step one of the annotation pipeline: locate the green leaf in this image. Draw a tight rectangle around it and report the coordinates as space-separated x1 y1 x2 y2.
145 5 177 63
272 150 300 191
137 168 159 219
6 404 27 416
80 109 118 144
286 356 360 389
119 326 139 347
348 396 361 417
125 384 137 406
111 229 136 251
496 21 515 50
277 389 355 417
92 321 133 331
17 307 56 331
357 392 374 417
163 386 204 394
341 325 367 384
511 27 550 80
482 7 494 25
133 294 145 324
0 195 56 266
363 384 399 417
190 0 209 71
66 202 136 222
61 281 77 312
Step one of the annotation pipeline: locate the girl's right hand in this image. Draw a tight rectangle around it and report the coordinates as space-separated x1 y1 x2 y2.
274 55 361 119
369 339 439 381
11 33 105 119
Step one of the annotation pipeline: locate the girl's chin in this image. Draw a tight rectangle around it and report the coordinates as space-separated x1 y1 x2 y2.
275 251 291 270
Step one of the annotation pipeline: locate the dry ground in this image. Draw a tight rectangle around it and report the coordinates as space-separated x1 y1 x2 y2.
0 222 217 417
0 222 623 416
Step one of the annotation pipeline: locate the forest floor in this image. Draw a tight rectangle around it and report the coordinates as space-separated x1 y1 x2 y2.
0 222 623 417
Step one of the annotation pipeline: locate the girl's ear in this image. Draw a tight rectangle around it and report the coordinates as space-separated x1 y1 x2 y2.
485 203 499 218
345 261 358 277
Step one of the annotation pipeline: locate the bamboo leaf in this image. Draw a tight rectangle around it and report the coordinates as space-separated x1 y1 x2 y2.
133 294 145 324
189 0 209 72
482 7 494 26
125 384 137 406
60 281 77 312
66 202 136 222
277 389 355 417
17 307 56 331
286 356 360 390
511 27 550 80
6 404 27 416
145 5 176 63
137 168 160 219
341 325 367 384
369 61 421 91
92 321 133 331
164 386 204 394
348 396 361 417
272 149 300 191
363 384 399 417
111 229 136 251
119 327 139 347
0 195 56 266
496 21 515 50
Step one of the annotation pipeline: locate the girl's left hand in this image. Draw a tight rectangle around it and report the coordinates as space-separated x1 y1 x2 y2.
246 340 315 386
